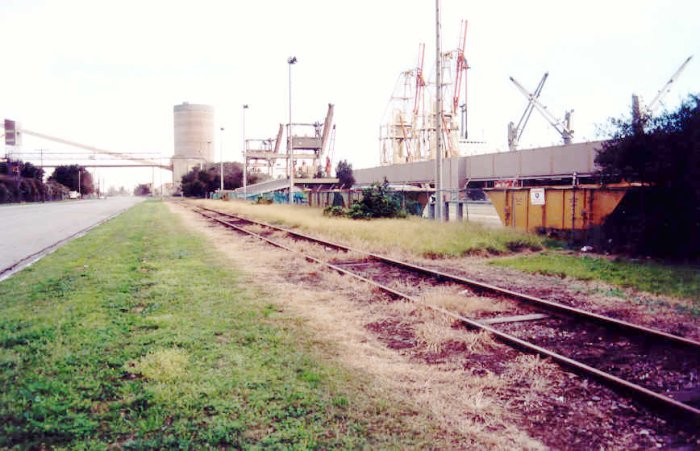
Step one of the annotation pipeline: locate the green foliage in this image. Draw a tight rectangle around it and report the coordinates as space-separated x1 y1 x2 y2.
0 202 442 448
181 163 270 198
133 183 151 196
492 252 700 303
48 164 94 195
346 181 407 220
335 160 355 189
0 159 57 203
19 161 44 180
323 205 346 217
595 94 700 258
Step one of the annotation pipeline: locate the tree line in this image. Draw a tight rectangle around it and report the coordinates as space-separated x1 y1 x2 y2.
179 162 270 197
0 161 95 203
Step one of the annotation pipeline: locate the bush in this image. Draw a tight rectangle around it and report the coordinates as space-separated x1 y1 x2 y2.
327 181 408 220
254 196 273 205
323 205 347 217
596 94 700 258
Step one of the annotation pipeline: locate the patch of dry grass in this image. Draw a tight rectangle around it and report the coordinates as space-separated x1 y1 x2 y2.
414 322 497 355
193 199 543 258
170 202 547 448
127 348 189 382
504 354 559 393
418 286 511 317
241 224 267 235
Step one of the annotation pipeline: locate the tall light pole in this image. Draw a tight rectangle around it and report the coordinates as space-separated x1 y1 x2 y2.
288 56 297 204
242 104 249 198
219 126 225 195
434 0 444 222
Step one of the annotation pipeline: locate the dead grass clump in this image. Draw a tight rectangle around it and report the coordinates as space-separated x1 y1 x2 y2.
462 330 499 354
127 348 189 382
243 224 267 235
384 300 421 317
419 287 510 318
414 306 499 355
504 354 559 392
412 372 543 450
282 239 330 261
414 322 464 353
413 304 455 327
317 270 377 301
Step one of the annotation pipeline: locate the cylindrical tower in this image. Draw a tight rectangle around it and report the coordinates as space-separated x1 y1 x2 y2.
172 102 215 187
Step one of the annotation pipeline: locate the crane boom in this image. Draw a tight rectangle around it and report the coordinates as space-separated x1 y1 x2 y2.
509 75 573 145
645 55 693 115
452 20 468 115
508 72 549 150
413 43 426 118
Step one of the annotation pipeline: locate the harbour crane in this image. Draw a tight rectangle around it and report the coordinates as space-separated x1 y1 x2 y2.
632 55 693 129
508 72 549 151
413 43 426 120
509 74 574 147
453 20 469 139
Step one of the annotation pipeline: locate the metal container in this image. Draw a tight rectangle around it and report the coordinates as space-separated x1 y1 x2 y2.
486 185 628 233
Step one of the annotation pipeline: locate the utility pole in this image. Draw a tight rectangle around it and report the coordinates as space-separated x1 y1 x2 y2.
434 0 443 222
39 148 45 202
78 168 81 198
219 127 225 195
288 56 297 204
242 104 249 198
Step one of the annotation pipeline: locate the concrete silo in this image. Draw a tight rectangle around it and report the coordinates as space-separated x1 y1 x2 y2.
172 102 215 187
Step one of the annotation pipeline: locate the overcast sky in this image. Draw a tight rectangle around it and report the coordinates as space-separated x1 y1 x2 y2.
1 0 698 190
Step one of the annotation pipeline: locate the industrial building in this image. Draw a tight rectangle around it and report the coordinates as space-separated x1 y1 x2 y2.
172 102 216 188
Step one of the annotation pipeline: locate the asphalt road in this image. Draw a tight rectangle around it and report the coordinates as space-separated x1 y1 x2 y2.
0 197 144 278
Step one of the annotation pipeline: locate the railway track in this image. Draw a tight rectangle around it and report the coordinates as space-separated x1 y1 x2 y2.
180 201 700 423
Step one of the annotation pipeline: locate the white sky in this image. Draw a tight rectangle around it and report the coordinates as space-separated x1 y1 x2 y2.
1 0 698 190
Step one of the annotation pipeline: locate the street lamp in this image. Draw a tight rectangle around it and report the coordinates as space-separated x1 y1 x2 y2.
434 0 444 222
288 56 297 204
219 127 225 195
242 104 249 198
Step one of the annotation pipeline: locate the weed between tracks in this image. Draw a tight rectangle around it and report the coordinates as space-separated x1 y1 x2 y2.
0 201 443 448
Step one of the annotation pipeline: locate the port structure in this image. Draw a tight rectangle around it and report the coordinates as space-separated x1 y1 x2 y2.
379 20 469 166
244 104 335 179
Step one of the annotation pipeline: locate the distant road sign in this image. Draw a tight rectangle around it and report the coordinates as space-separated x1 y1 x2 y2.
4 119 20 146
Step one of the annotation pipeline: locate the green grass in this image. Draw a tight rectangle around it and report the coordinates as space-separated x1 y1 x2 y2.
199 199 543 257
0 201 443 448
491 252 700 303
